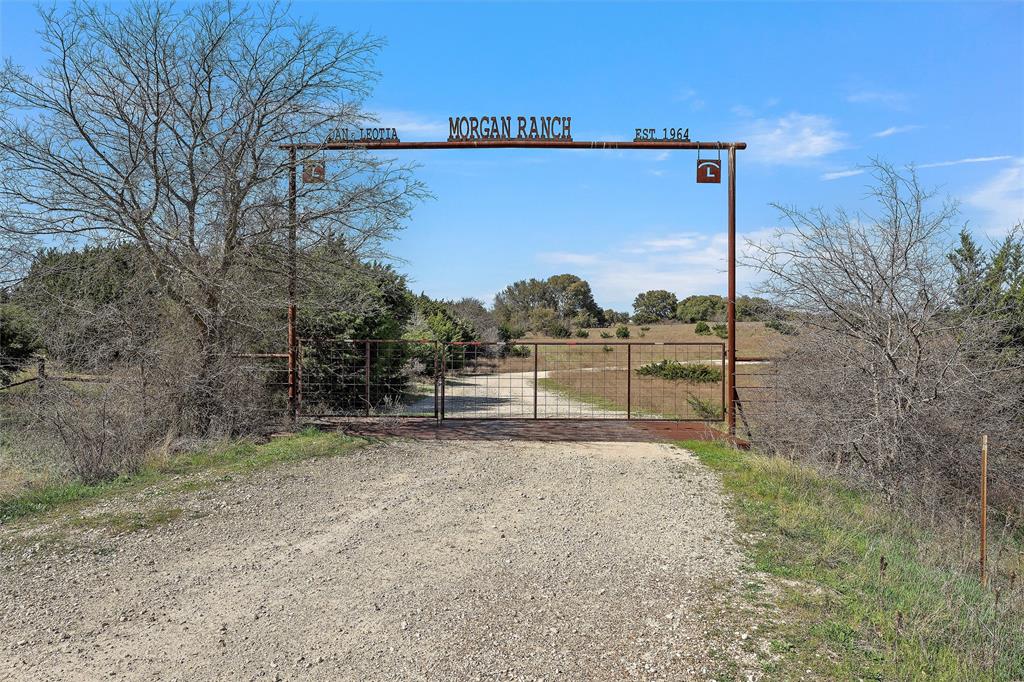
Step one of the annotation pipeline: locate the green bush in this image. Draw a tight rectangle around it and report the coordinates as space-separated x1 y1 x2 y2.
498 324 525 343
712 323 728 339
635 359 721 383
615 325 630 339
506 344 531 358
574 328 590 338
599 331 613 339
694 321 711 336
0 304 41 385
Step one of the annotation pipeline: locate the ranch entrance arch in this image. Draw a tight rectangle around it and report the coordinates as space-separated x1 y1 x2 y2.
282 137 746 435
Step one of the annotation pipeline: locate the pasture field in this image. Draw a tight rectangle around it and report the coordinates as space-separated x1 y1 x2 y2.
525 321 789 359
515 322 784 420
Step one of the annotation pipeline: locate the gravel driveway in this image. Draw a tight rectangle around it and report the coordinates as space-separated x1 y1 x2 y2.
1 439 763 681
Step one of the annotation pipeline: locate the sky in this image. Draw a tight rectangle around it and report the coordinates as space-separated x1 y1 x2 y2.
2 1 1023 311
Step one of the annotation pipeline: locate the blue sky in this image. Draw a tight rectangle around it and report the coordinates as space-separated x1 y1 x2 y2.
2 1 1023 311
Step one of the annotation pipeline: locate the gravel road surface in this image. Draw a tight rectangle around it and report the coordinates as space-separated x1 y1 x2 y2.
1 439 763 681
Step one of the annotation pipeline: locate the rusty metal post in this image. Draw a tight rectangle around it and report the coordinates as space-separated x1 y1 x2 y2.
981 434 989 585
440 346 446 420
296 340 303 418
287 147 298 428
433 341 439 421
626 344 632 420
364 340 371 417
721 344 727 421
726 146 737 436
533 343 539 419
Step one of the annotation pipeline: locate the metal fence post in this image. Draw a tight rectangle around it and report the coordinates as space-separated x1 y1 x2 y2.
296 341 303 420
433 341 439 421
364 340 371 417
533 343 539 419
626 343 632 420
440 345 446 420
981 434 989 586
721 344 726 422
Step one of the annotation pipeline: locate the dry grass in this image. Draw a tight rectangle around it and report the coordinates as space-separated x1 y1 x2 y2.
525 321 789 359
540 368 724 419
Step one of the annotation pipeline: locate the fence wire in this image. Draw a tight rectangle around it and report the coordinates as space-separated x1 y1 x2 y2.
296 340 725 422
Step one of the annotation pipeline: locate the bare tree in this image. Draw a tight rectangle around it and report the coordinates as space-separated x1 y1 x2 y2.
744 161 1024 502
0 1 426 431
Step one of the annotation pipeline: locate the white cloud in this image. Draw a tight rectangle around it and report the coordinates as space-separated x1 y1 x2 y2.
967 159 1024 236
372 110 447 140
674 88 706 110
537 251 601 266
533 229 776 310
846 90 910 110
745 113 848 165
731 104 754 118
821 169 865 181
918 155 1013 169
871 124 922 138
630 235 702 253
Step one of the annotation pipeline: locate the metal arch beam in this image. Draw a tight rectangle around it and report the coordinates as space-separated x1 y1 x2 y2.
283 139 746 151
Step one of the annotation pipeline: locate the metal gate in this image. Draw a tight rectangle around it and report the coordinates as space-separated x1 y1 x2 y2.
297 339 725 422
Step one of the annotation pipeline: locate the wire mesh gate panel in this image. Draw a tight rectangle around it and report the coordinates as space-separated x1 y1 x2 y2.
296 340 724 421
443 342 724 420
298 339 440 418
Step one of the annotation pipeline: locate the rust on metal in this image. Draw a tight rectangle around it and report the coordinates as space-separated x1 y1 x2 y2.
627 344 632 420
302 159 325 183
726 146 737 435
697 159 722 183
981 434 989 585
282 139 746 151
533 343 539 420
287 146 298 427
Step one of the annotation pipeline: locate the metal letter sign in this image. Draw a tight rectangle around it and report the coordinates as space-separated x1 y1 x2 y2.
697 159 721 184
302 160 325 183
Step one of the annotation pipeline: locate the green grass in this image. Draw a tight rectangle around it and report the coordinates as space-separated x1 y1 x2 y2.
69 507 186 534
0 429 367 525
678 440 1024 681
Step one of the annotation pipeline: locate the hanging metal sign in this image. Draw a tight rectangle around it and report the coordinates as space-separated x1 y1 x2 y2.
696 144 721 184
448 115 572 141
302 160 326 183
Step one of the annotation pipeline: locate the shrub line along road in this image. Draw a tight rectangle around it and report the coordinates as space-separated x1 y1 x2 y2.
0 439 764 680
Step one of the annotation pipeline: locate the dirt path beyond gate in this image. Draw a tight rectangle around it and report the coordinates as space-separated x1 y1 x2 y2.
1 439 764 681
413 369 630 419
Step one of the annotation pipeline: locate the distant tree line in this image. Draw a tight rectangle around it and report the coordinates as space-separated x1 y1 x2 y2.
493 274 610 338
635 291 776 325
